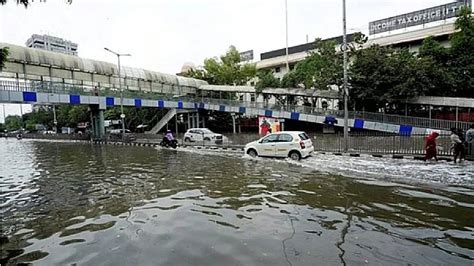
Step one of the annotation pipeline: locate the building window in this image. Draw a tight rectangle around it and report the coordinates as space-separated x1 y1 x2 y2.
275 67 281 73
289 64 295 71
250 81 255 86
251 94 256 102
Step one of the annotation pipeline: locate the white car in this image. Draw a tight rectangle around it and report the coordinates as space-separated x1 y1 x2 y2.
184 128 224 144
244 131 314 160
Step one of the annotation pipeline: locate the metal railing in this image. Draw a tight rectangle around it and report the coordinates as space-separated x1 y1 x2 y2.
1 80 471 131
311 133 456 156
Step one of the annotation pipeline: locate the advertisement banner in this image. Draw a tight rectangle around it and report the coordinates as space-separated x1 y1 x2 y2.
259 116 280 135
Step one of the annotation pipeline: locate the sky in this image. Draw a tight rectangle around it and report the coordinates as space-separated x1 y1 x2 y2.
0 0 451 122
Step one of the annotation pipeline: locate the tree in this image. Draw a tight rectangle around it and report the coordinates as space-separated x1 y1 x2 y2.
186 46 256 86
255 70 280 93
105 106 167 131
449 6 474 97
0 47 8 71
5 115 22 131
68 106 89 127
290 39 342 90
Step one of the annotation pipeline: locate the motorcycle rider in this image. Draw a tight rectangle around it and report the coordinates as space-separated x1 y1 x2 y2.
162 129 176 147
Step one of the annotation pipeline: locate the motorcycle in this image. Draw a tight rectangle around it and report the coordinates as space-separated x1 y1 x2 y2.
160 138 178 149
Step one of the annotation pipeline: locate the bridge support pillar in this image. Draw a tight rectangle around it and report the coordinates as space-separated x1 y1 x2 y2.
90 105 106 141
196 112 200 128
187 113 192 129
231 113 236 133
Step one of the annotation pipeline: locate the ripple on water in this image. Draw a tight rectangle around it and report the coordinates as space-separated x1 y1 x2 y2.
1 139 473 265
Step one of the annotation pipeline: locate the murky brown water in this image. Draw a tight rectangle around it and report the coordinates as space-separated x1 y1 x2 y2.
1 138 473 265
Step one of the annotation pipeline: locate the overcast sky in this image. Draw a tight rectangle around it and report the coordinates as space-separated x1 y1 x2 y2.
0 0 451 122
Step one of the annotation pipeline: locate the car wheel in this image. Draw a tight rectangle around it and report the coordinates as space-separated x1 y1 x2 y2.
184 137 191 142
204 137 211 141
289 151 301 161
247 149 258 158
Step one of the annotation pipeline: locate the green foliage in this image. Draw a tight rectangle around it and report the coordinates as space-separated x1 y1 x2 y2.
5 115 22 131
255 70 280 93
291 39 342 90
0 123 5 132
0 47 8 71
280 71 299 88
105 106 166 130
67 106 89 127
350 8 474 110
186 46 257 86
449 6 474 97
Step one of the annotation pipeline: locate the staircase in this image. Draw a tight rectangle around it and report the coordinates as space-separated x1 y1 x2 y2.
146 109 177 134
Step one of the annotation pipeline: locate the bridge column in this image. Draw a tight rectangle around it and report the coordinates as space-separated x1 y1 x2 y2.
90 105 106 141
196 112 200 128
231 113 236 133
99 110 105 138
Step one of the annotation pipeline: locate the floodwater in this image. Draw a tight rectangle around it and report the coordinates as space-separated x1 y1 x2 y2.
1 138 473 265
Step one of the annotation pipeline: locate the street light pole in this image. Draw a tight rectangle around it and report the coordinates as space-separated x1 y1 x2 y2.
104 47 131 141
342 0 349 152
285 0 289 72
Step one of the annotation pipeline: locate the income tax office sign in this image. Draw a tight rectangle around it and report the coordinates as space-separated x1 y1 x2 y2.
369 0 472 35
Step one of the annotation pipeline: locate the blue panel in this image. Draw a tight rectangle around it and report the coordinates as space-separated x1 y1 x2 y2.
399 125 413 136
178 101 183 109
324 116 338 125
194 103 199 109
70 95 80 105
199 103 205 109
135 99 142 108
158 100 164 108
106 97 114 106
239 107 246 114
265 110 273 117
290 112 300 120
354 119 364 129
219 105 226 112
22 92 37 102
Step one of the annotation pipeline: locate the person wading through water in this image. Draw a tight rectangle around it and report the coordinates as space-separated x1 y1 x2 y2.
425 132 439 162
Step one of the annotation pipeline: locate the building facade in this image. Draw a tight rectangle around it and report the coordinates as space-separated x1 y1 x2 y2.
26 34 78 56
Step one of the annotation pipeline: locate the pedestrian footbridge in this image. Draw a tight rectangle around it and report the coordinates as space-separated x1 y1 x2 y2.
0 42 472 139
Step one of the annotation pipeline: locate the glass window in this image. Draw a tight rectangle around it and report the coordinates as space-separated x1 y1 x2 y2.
201 129 213 134
298 133 310 140
261 134 278 143
275 67 281 73
278 134 293 142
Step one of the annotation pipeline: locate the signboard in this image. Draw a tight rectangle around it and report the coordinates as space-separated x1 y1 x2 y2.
259 116 280 135
239 50 254 62
369 0 472 35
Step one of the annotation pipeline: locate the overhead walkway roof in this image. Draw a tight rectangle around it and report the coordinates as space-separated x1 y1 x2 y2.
0 43 207 88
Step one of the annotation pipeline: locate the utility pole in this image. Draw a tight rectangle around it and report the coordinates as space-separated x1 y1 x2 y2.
2 104 5 131
104 47 131 141
52 104 57 133
342 0 349 152
285 0 289 72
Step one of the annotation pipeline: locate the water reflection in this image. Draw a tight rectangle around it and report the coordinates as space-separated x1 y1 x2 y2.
0 139 473 265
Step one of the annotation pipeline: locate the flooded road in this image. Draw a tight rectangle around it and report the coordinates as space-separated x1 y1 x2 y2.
1 138 473 265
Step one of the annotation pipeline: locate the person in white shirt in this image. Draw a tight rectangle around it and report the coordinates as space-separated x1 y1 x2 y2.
450 128 463 163
466 124 474 156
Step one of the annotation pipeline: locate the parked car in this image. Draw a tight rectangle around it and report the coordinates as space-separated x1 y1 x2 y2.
244 131 314 161
184 128 224 144
108 129 136 142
